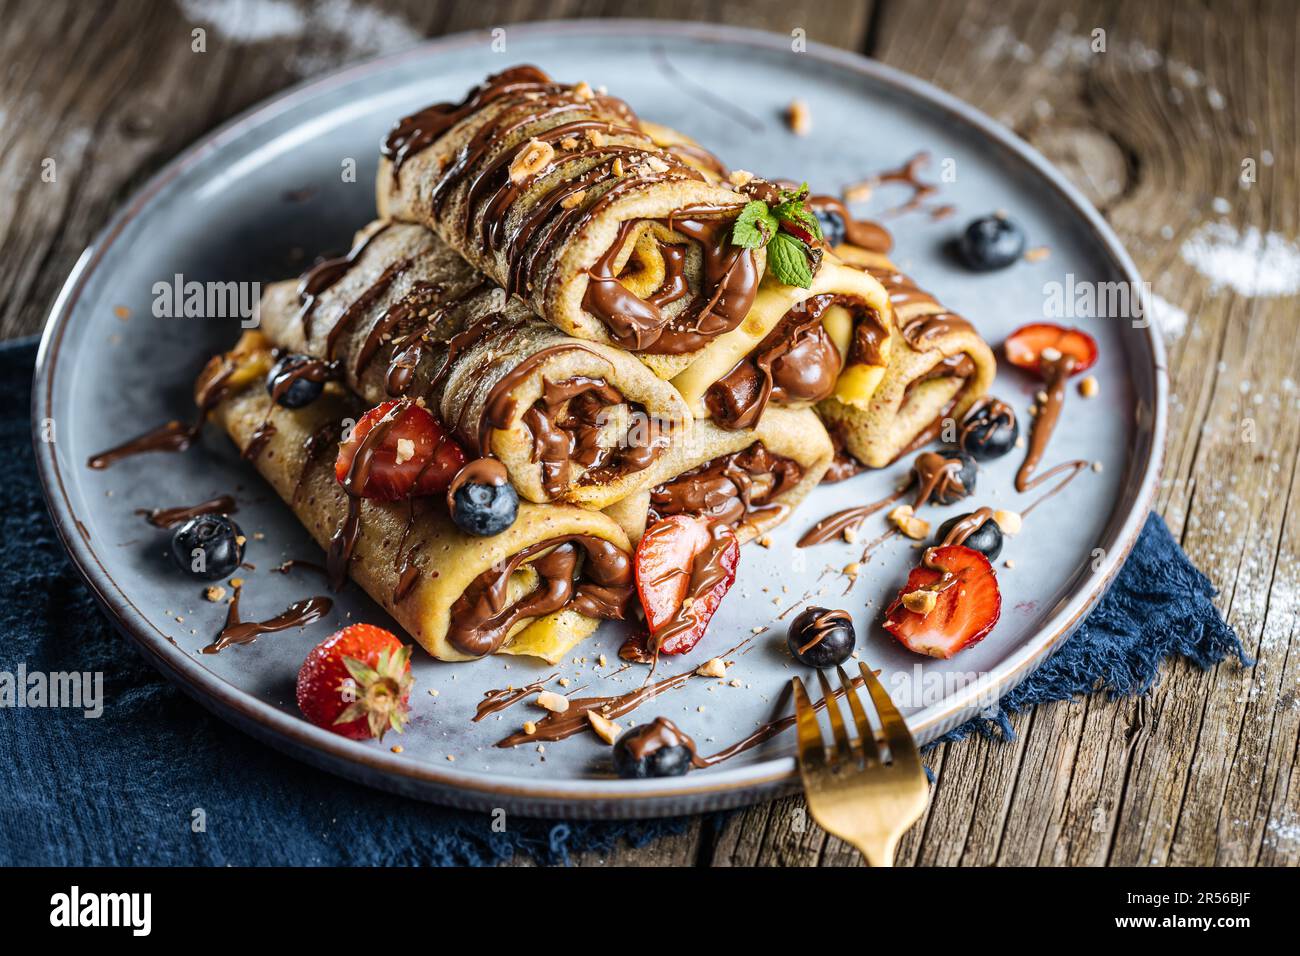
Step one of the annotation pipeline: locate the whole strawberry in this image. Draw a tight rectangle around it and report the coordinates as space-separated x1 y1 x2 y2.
296 624 414 740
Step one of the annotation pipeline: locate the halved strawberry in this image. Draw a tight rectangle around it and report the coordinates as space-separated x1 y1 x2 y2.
1004 323 1098 376
335 399 465 501
882 545 1001 659
296 623 414 740
634 515 740 655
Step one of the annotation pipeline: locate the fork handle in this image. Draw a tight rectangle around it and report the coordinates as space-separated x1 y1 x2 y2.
850 834 899 867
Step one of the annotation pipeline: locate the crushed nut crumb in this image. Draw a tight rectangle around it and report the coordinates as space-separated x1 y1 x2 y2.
509 138 555 184
204 585 226 603
787 98 811 135
993 509 1022 535
888 504 930 540
696 658 727 679
728 169 754 187
535 691 569 713
587 711 621 744
902 589 938 615
573 80 595 101
1079 375 1099 398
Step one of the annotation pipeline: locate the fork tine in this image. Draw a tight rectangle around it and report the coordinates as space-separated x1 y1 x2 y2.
815 669 853 762
860 663 922 769
837 665 880 763
791 677 825 769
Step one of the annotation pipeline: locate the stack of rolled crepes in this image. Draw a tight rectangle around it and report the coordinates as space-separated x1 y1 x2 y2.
199 65 996 664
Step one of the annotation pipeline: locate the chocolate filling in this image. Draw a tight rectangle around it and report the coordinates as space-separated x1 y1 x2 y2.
648 442 803 527
521 375 663 498
581 210 760 355
446 534 632 658
705 294 883 430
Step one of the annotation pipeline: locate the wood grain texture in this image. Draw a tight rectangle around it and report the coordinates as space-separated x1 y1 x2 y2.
4 0 1295 866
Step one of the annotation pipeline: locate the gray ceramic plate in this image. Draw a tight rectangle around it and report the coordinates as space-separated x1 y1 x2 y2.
33 21 1165 818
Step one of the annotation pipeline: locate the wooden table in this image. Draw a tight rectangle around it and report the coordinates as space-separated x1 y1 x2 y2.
6 0 1296 866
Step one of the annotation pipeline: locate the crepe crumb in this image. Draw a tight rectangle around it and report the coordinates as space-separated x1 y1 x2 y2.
786 98 811 135
1079 375 1099 398
509 138 555 183
888 504 930 540
697 658 727 679
535 691 569 713
587 711 621 744
394 437 415 465
902 589 937 614
993 509 1022 535
204 585 226 602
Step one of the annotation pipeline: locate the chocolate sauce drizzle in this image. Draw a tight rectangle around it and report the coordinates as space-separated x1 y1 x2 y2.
135 494 237 528
202 585 332 654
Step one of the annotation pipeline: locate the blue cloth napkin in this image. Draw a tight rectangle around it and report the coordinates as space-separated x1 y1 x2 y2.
1 338 1246 866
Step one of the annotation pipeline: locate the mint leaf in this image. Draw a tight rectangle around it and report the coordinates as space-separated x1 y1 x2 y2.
731 200 778 249
767 231 814 288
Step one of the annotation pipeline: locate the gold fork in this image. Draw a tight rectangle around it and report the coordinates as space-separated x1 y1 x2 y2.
792 663 929 866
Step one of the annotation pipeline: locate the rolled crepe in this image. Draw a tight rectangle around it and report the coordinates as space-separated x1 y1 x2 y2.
818 242 996 468
202 331 636 664
261 221 691 510
374 66 766 379
603 407 833 545
670 254 894 430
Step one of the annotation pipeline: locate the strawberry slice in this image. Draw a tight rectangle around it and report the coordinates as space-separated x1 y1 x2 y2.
882 545 1001 659
634 515 740 655
1004 323 1098 376
335 399 465 501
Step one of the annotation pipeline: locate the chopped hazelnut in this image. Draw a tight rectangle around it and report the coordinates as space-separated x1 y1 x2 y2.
888 504 930 540
1024 246 1051 262
587 711 621 745
993 509 1022 535
758 534 773 548
508 138 555 184
559 136 578 150
612 157 625 177
696 658 727 679
586 129 606 147
645 155 670 173
902 589 938 615
787 98 811 136
560 189 587 209
843 526 859 544
728 169 755 187
394 437 415 465
535 691 569 713
523 720 538 735
203 585 226 603
843 562 861 576
1079 375 1099 398
573 81 595 101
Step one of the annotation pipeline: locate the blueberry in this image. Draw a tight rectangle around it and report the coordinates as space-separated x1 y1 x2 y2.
612 718 696 779
959 400 1019 461
787 606 856 667
813 207 846 247
451 478 518 537
936 512 1003 561
934 450 978 504
266 353 325 409
171 514 244 580
958 215 1025 271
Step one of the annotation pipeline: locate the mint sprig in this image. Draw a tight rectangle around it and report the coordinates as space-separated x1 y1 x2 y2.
729 182 823 288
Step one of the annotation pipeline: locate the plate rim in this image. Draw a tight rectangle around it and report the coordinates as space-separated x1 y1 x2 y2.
31 18 1167 818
